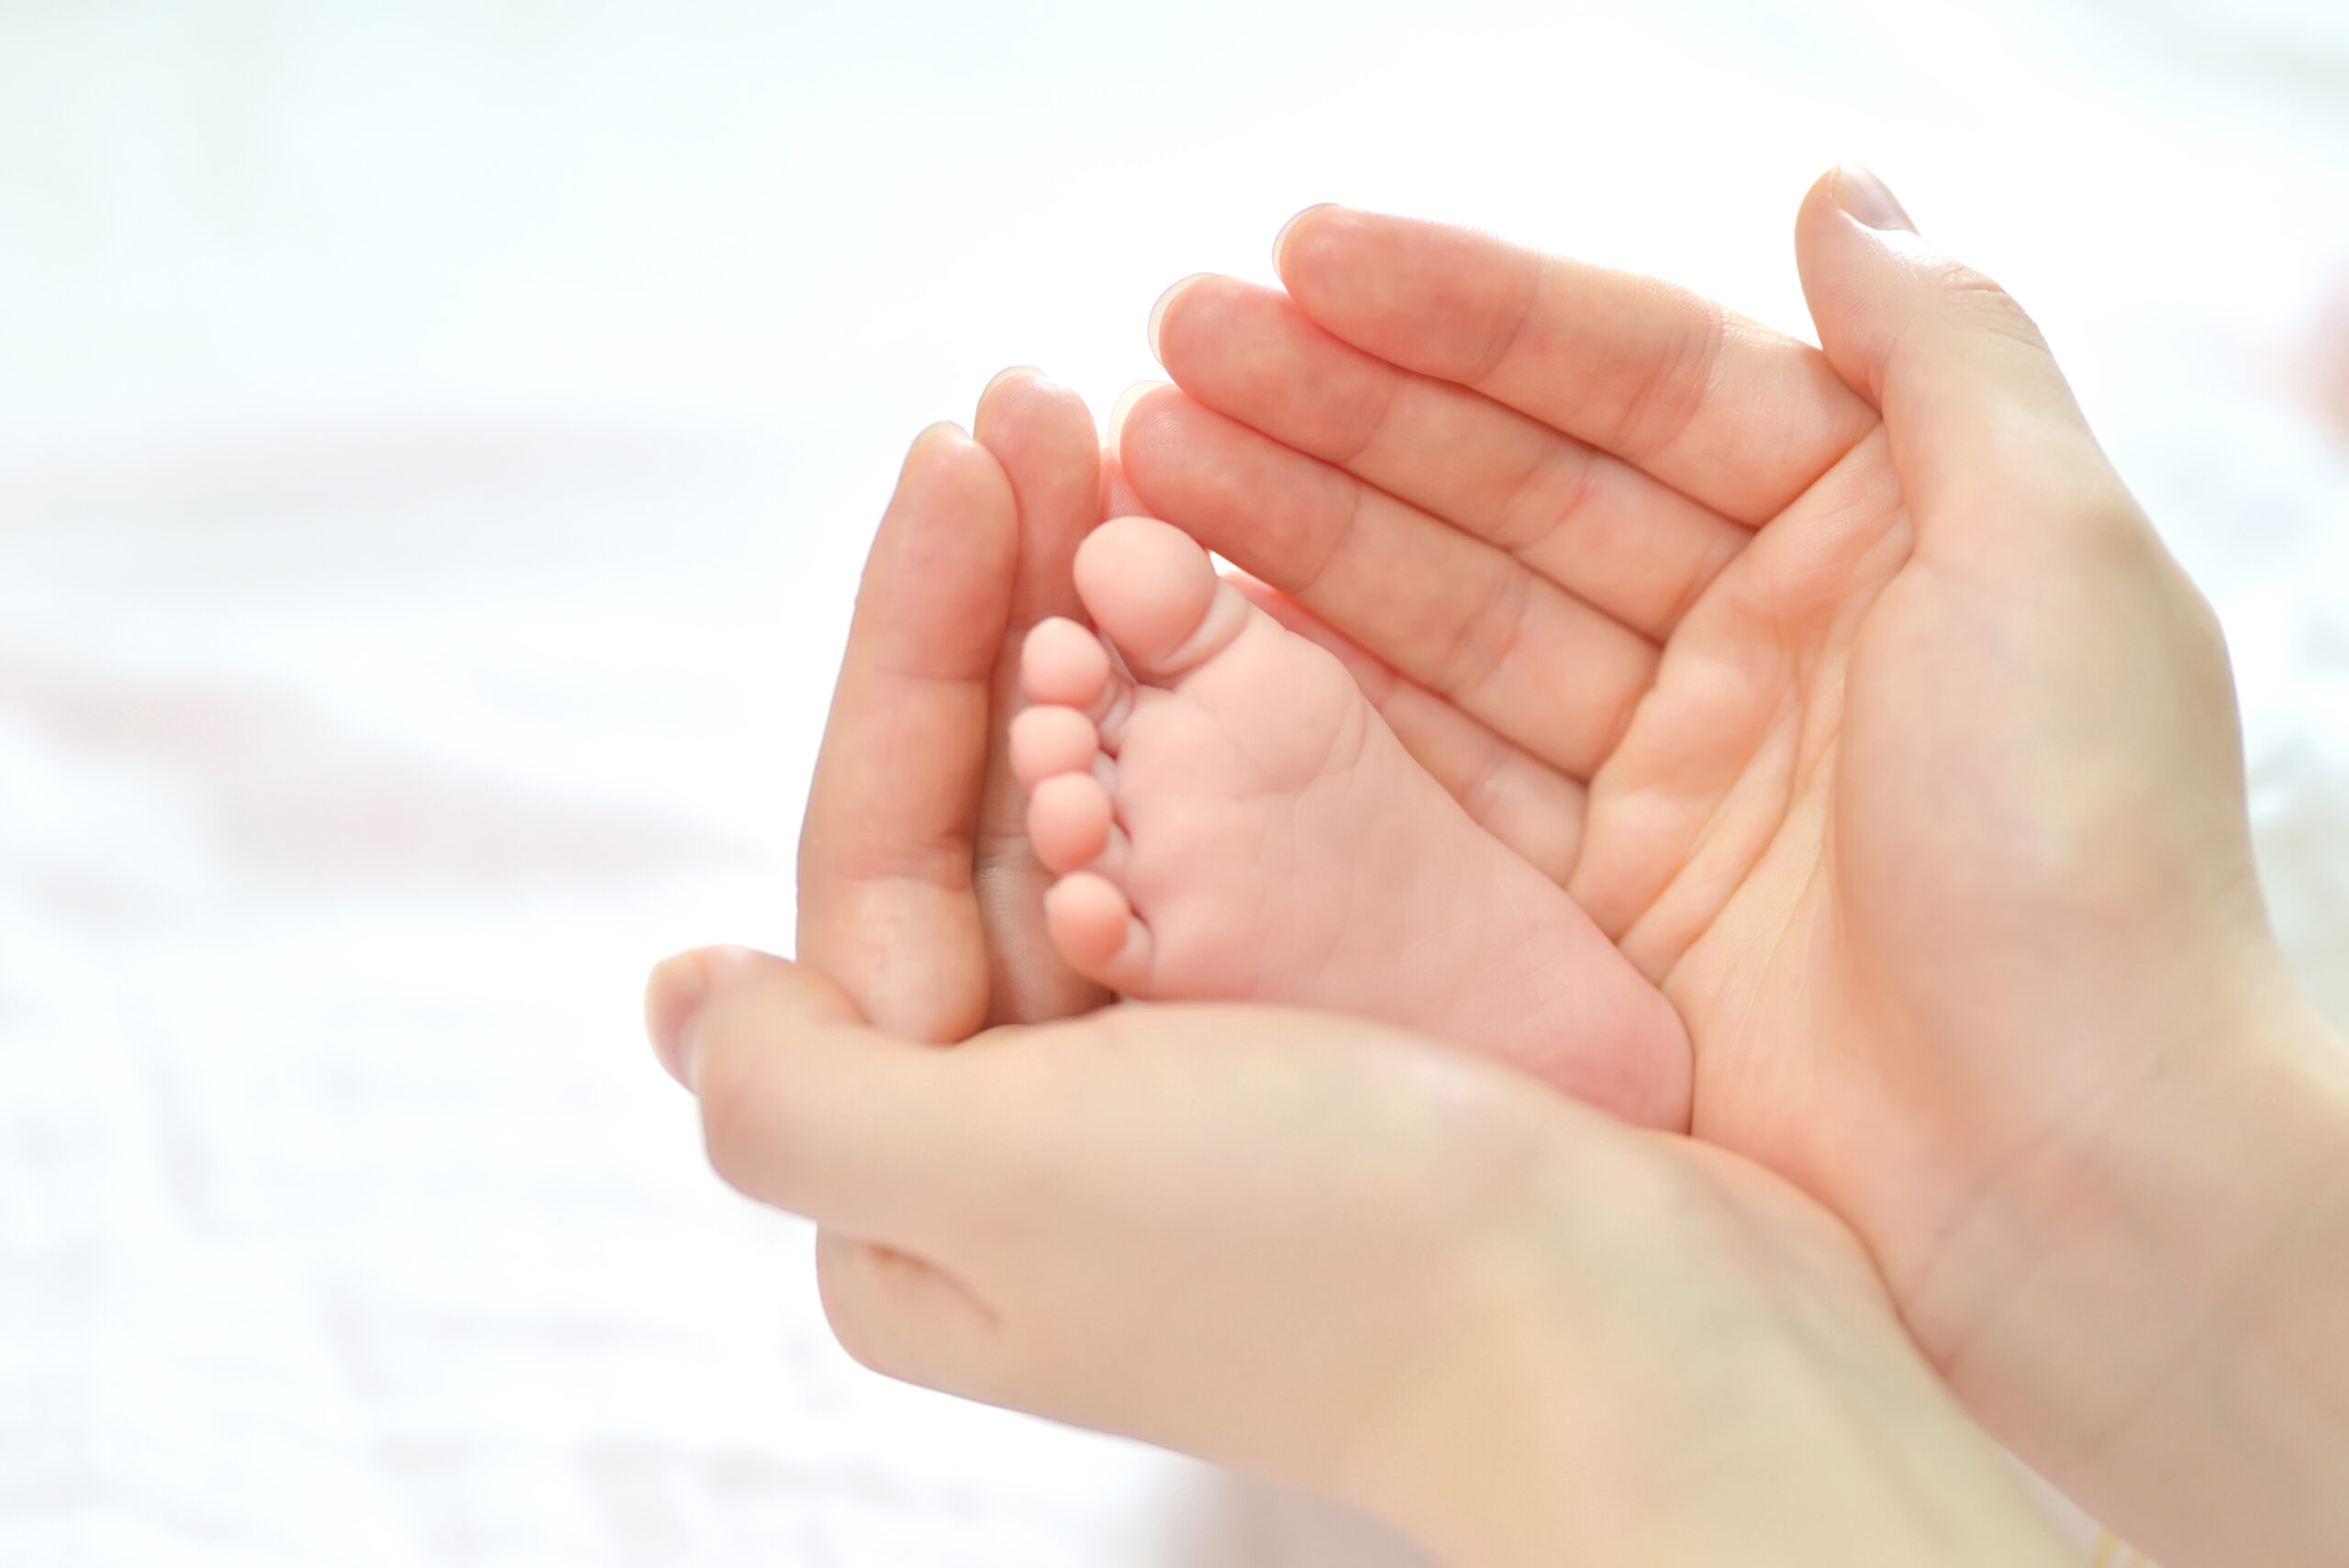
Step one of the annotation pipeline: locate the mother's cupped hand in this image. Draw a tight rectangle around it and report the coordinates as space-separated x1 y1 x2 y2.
647 944 2076 1568
793 370 1122 1039
1119 168 2349 1567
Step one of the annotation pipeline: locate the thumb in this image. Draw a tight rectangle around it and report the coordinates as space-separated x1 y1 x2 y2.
648 944 991 1246
1794 164 2129 540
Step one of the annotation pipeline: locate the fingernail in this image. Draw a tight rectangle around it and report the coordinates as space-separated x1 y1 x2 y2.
1833 164 1915 233
902 420 964 468
646 948 718 1089
1147 276 1207 363
1107 379 1166 446
982 364 1051 401
1272 203 1334 274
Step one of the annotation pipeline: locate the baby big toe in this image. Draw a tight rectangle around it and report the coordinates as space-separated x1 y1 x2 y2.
1073 517 1244 683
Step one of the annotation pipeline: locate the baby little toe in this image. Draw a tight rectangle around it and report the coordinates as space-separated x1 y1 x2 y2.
1043 872 1154 994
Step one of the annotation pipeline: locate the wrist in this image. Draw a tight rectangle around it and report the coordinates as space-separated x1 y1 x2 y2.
1339 1150 2073 1567
1932 978 2349 1568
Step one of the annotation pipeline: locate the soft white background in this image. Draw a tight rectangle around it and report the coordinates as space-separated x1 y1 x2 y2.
3 2 2344 1563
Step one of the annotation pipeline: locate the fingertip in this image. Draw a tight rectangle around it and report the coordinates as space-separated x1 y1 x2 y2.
647 944 780 1090
1273 203 1339 277
971 374 1103 587
1795 163 1930 278
907 417 968 450
1830 162 1916 235
645 948 715 1087
896 420 977 485
975 365 1089 433
981 364 1052 400
1795 164 1842 232
1148 277 1208 363
1107 379 1170 448
1107 384 1190 483
889 416 1012 519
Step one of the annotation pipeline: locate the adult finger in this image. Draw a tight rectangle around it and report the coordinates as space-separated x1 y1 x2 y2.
1099 435 1148 519
1151 273 1748 639
653 946 991 1245
796 424 1013 1042
977 368 1100 634
1272 206 1879 524
1121 386 1656 779
1791 166 2134 546
972 370 1117 1025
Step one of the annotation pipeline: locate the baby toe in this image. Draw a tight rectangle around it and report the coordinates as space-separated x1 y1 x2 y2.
1021 616 1114 710
1008 704 1099 788
1027 772 1115 874
1073 517 1244 684
1043 872 1153 993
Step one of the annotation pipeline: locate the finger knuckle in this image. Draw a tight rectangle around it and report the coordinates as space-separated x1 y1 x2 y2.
1931 261 2051 355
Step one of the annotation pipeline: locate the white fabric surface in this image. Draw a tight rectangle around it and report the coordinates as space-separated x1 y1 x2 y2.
3 3 2344 1563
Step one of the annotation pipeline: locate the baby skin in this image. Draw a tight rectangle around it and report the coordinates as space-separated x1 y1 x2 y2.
1010 517 1692 1131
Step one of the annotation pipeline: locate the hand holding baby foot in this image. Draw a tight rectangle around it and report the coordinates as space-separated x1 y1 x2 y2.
1124 173 2349 1567
1009 516 1691 1129
796 370 1113 1040
651 947 2077 1568
703 170 2349 1567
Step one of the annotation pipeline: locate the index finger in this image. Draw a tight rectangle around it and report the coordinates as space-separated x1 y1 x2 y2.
1273 206 1880 524
795 424 1015 1043
969 371 1117 1027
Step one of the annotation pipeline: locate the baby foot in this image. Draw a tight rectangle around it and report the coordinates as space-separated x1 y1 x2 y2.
1010 517 1691 1130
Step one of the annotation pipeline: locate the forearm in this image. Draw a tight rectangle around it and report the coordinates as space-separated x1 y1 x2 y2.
1948 991 2349 1568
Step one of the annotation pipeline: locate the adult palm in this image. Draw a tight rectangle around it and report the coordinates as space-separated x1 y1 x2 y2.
1117 172 2304 1508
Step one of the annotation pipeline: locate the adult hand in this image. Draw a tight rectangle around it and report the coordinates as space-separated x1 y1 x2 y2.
1119 169 2349 1566
795 369 1118 1037
646 944 2075 1568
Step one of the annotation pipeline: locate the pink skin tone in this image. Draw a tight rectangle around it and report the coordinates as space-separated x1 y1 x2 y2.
1009 515 1691 1131
650 948 2081 1568
771 173 2349 1567
1109 181 2349 1567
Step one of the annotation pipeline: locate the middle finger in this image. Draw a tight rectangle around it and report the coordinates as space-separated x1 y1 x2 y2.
1148 275 1751 640
1120 386 1657 781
